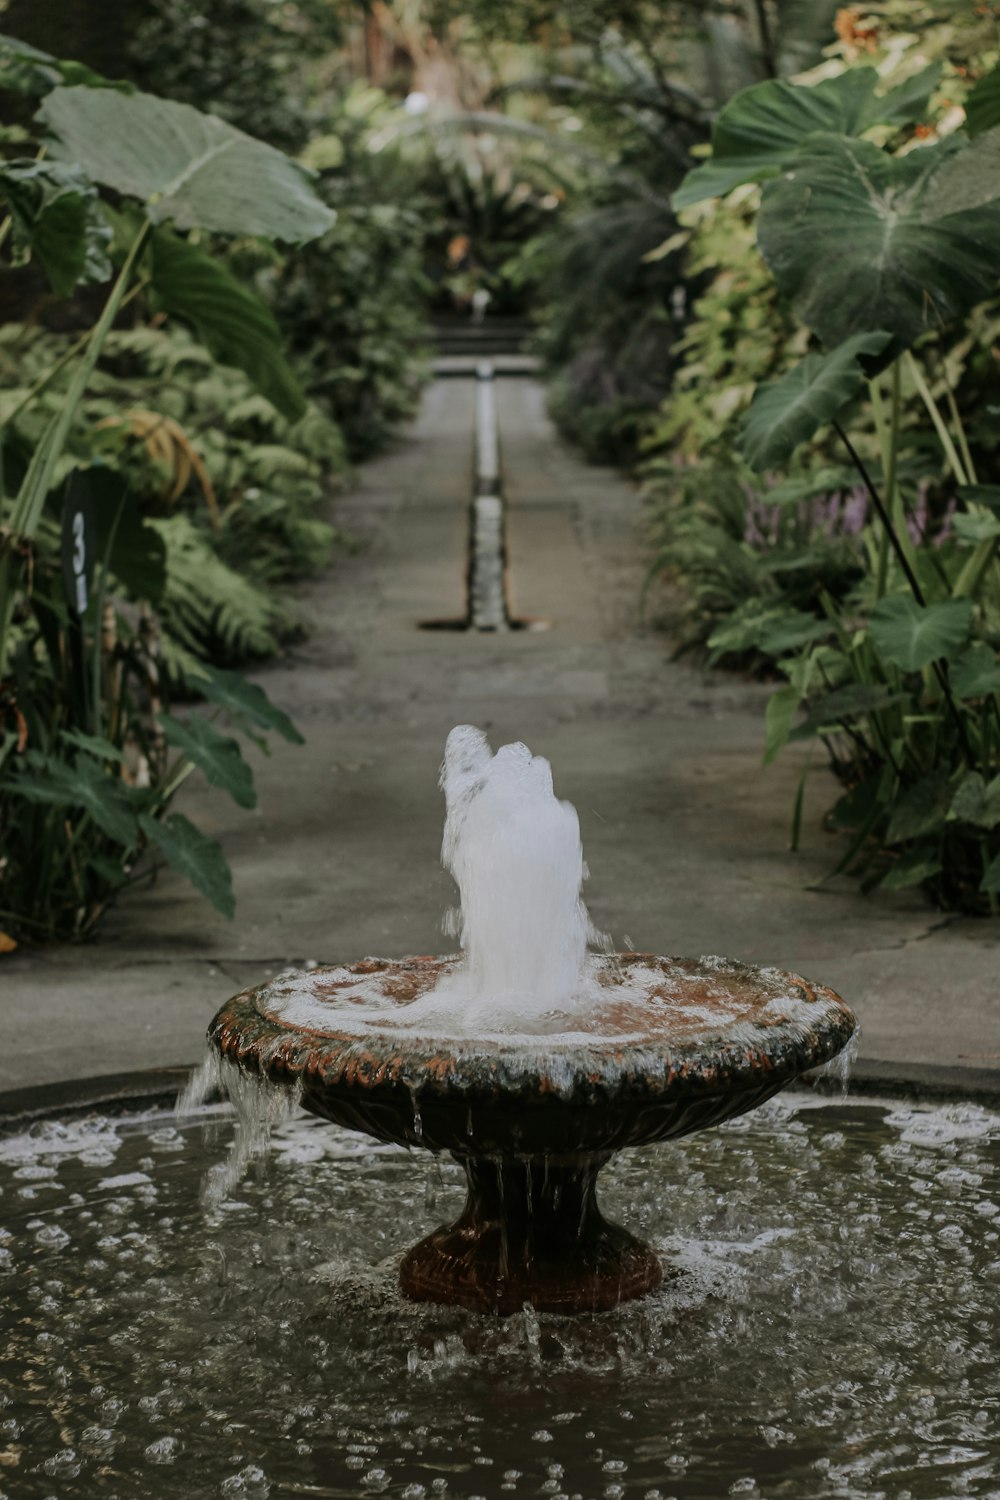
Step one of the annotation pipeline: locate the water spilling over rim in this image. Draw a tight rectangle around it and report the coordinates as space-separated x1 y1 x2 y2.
206 952 856 1094
198 952 857 1185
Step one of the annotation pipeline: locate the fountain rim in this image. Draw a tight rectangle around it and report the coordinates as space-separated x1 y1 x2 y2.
207 952 858 1104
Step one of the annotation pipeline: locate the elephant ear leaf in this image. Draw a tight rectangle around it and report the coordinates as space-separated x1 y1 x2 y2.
672 64 941 210
757 134 1000 350
869 597 973 672
158 712 257 809
921 125 1000 218
187 663 305 745
139 812 235 919
673 68 880 208
4 753 138 845
740 331 892 472
964 62 1000 138
37 85 336 243
870 62 942 128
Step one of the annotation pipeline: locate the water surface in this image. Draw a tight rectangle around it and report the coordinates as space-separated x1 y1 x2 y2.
1 1093 998 1499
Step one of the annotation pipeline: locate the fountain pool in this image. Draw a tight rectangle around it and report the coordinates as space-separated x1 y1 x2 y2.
0 1092 998 1497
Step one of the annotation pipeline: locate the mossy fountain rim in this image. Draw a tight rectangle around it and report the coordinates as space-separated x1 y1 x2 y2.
207 952 856 1315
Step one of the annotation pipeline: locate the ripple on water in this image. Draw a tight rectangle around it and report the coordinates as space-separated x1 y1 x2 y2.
0 1093 997 1498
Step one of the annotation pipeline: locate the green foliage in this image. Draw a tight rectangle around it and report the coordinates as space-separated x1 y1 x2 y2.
38 85 336 242
674 64 942 208
0 497 299 938
1 320 342 661
0 31 132 96
0 158 112 295
190 664 304 745
867 597 973 673
6 748 140 844
236 88 432 460
139 812 235 919
0 34 349 941
643 456 867 665
740 333 892 472
757 134 1000 352
652 20 1000 912
537 198 685 463
127 0 338 153
965 62 1000 139
148 226 307 423
159 712 257 809
642 201 803 460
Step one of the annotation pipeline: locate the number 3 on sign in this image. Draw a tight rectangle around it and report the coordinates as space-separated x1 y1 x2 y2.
72 510 87 614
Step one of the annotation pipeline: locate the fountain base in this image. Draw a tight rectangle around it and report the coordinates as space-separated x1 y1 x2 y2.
400 1153 662 1315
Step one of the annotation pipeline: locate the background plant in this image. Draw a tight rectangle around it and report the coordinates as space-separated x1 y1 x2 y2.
0 36 338 940
661 31 1000 912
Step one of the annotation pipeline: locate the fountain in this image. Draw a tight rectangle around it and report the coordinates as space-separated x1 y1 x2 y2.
200 726 856 1316
6 730 999 1496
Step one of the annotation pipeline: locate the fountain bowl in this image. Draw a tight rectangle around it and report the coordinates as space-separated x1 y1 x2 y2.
208 953 856 1315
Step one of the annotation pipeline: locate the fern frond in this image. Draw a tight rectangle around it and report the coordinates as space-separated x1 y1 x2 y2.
151 515 293 663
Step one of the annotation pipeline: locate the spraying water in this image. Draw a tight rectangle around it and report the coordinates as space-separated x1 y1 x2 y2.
430 725 599 1026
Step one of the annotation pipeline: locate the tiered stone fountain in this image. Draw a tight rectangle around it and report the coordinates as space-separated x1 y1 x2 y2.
204 727 856 1315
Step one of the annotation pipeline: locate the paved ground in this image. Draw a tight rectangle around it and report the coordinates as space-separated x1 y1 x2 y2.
3 377 998 1102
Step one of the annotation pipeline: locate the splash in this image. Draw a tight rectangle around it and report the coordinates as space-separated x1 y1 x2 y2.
420 725 603 1028
178 1050 301 1207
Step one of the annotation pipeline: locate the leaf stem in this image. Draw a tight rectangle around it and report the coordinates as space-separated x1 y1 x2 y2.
833 418 925 604
905 350 968 486
872 358 903 599
0 221 150 676
833 418 974 766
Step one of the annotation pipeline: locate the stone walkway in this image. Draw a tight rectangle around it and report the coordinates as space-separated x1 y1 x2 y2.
4 378 998 1101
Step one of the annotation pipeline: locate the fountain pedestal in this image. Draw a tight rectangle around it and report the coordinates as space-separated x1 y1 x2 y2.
401 1152 661 1315
208 953 856 1316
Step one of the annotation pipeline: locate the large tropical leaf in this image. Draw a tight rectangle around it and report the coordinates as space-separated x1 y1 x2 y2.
673 64 941 209
188 664 304 745
949 642 1000 700
868 596 973 672
740 331 891 471
790 682 908 740
756 134 1000 349
140 812 235 918
950 771 1000 830
159 712 256 808
37 86 336 243
763 684 800 767
923 126 1000 218
956 484 1000 511
880 850 943 890
965 63 1000 139
148 228 306 423
886 772 952 843
3 752 138 845
0 158 111 295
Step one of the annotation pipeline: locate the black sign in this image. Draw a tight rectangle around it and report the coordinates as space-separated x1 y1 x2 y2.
61 470 97 619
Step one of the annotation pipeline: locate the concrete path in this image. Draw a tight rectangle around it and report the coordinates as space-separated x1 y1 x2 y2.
3 378 998 1101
